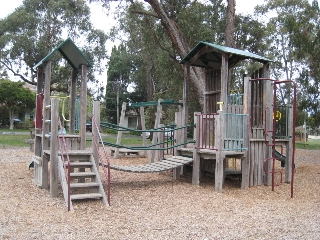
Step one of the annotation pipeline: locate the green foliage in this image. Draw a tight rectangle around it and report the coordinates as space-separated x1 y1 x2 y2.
0 0 108 94
0 79 36 129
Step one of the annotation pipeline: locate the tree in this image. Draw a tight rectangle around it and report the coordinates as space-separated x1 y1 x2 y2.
255 0 320 126
91 0 234 110
0 0 108 93
254 0 310 104
107 44 132 124
0 79 36 130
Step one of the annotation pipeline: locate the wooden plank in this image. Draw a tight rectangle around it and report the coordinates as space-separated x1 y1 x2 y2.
71 193 103 200
70 182 100 188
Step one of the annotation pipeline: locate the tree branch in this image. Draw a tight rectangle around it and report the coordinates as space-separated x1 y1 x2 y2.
0 60 37 85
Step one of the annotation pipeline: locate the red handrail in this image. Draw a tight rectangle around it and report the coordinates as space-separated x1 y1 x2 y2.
91 116 111 206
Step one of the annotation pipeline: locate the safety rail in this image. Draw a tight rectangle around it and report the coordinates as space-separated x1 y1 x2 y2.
195 113 248 151
227 93 243 105
91 116 111 205
224 113 248 151
195 113 218 150
57 116 71 212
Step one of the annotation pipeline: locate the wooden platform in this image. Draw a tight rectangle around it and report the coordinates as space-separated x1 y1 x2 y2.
178 147 245 159
109 156 193 173
110 148 140 156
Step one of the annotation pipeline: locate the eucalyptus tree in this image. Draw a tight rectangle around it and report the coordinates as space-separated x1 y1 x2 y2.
107 43 132 124
255 0 320 126
0 0 108 93
91 0 230 111
254 0 311 104
290 0 320 126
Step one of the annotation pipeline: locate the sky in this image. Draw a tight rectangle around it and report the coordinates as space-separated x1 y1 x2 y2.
0 0 266 87
0 0 316 88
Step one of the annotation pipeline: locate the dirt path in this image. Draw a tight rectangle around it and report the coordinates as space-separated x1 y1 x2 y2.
0 148 319 239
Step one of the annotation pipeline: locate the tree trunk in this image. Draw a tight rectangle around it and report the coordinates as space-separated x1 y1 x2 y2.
146 64 154 102
132 0 205 110
225 0 236 48
9 107 14 130
225 0 236 94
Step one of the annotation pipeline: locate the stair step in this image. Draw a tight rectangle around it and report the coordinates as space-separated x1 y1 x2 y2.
65 162 93 168
70 172 96 177
70 182 99 188
70 193 103 200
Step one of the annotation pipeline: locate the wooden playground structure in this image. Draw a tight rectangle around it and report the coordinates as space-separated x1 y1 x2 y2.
30 39 296 211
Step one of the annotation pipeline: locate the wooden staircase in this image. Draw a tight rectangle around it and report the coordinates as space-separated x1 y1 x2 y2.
57 150 108 211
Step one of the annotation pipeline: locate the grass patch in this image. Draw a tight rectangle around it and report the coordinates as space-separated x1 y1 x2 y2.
0 128 29 132
295 140 320 150
0 134 29 148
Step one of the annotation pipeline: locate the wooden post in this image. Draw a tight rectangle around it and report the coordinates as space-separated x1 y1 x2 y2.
69 69 77 135
140 106 147 158
149 99 162 163
215 111 224 193
264 67 272 186
220 53 229 104
115 102 126 158
192 112 201 185
79 65 87 150
285 105 293 183
50 98 59 198
242 76 251 189
93 101 100 167
182 63 189 146
41 61 52 189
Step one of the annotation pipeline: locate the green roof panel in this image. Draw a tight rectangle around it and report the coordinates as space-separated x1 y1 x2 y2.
34 38 93 70
180 41 272 68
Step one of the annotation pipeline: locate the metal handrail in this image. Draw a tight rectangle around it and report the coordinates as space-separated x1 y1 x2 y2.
91 116 111 206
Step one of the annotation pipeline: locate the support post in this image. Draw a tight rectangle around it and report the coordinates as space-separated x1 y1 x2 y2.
41 61 52 189
115 102 126 158
192 112 201 185
93 101 100 167
182 63 189 146
285 105 293 183
69 69 77 135
149 99 162 163
215 111 224 193
140 106 147 158
50 98 59 198
79 65 87 150
242 76 251 189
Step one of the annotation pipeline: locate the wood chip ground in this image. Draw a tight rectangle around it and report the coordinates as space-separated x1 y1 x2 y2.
0 147 319 239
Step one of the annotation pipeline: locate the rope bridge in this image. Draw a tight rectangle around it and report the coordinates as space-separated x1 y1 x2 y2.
108 156 193 173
